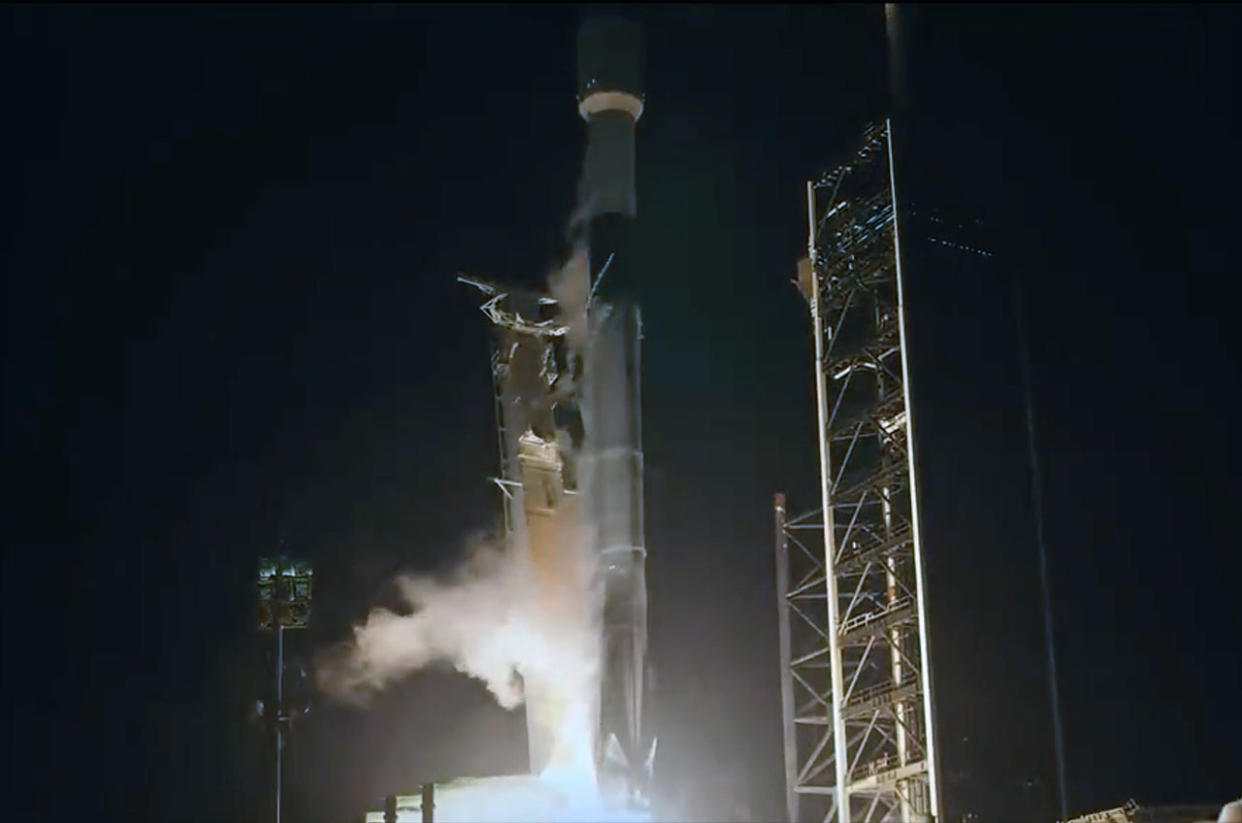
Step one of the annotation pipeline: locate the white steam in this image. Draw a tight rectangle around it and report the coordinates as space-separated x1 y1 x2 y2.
316 247 605 800
548 243 592 353
316 538 533 709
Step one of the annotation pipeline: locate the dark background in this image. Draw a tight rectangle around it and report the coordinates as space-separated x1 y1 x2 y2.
4 5 1240 822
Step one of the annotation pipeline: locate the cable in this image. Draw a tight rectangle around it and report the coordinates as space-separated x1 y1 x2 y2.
1012 270 1069 821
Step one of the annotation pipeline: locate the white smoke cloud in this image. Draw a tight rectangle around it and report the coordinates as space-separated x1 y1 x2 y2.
316 242 601 717
316 537 533 708
317 507 604 799
317 532 600 708
314 132 629 816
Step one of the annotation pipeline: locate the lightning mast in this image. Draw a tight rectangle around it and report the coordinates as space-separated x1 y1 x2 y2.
775 120 940 823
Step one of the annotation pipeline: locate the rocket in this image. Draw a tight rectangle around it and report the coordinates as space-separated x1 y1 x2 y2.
574 17 655 810
458 14 652 812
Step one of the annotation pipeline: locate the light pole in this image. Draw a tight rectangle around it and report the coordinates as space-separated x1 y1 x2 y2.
257 556 313 823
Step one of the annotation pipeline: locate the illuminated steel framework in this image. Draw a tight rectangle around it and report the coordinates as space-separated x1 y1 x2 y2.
256 556 313 823
775 120 940 823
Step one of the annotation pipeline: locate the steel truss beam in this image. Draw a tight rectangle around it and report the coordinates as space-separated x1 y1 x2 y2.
775 120 940 823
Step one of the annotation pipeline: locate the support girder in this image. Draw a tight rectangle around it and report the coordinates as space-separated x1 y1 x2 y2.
774 120 939 823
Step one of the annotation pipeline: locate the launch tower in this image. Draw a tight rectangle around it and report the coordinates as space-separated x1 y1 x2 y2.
775 120 940 823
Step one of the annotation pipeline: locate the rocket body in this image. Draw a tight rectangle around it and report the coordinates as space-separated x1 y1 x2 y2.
576 18 652 808
581 299 648 806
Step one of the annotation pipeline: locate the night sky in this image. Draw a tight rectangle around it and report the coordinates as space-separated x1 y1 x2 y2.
5 6 1241 823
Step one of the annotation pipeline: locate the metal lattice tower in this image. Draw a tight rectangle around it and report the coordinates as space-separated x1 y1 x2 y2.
775 119 940 823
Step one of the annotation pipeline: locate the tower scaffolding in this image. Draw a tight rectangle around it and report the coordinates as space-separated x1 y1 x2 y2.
775 119 940 823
